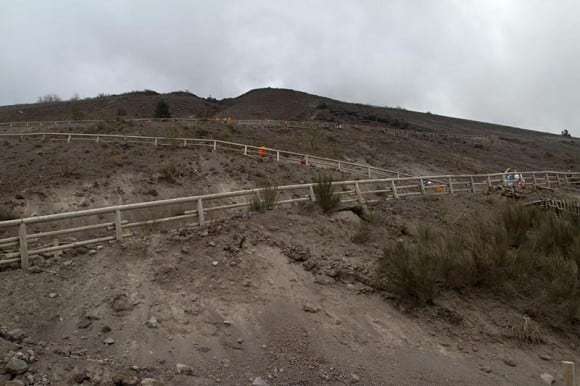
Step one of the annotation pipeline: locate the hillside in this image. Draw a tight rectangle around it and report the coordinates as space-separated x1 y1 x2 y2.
0 88 570 141
0 89 580 385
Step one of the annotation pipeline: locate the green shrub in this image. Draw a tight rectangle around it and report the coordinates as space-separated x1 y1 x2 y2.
249 186 278 213
154 100 171 118
313 175 340 213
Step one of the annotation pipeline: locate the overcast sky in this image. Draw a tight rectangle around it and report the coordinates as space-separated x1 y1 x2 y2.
1 1 579 136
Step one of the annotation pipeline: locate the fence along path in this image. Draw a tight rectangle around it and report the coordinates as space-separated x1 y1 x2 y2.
524 198 580 216
0 132 409 179
0 117 495 141
0 165 578 269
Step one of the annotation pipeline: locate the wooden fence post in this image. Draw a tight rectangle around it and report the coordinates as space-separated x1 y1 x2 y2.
305 156 309 166
154 138 158 146
545 173 551 188
355 182 368 210
308 186 316 201
487 175 492 188
197 198 205 227
18 222 29 269
391 180 399 199
563 361 575 386
114 210 123 241
213 141 217 152
556 174 561 186
420 180 426 195
276 151 280 161
367 167 372 178
244 146 248 156
532 173 537 190
448 177 454 194
471 176 476 194
337 161 341 171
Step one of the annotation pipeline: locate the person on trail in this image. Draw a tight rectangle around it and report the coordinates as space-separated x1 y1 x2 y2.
259 145 266 158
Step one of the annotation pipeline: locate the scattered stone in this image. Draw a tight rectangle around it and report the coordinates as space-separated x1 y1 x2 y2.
176 363 195 375
208 241 216 247
6 328 26 342
199 230 209 237
223 320 231 326
351 373 360 383
146 316 160 329
48 292 58 298
112 372 140 385
5 357 29 375
5 380 25 386
252 376 269 386
242 279 252 287
197 346 210 353
303 260 317 271
237 338 243 344
181 246 189 254
222 359 230 368
480 367 492 373
212 261 219 266
503 359 516 367
26 266 43 274
78 317 92 329
111 293 132 312
89 250 97 255
141 378 166 386
96 244 104 250
539 353 552 361
101 325 112 333
283 245 311 262
303 304 321 313
15 194 24 200
103 337 115 345
540 373 555 385
63 260 73 267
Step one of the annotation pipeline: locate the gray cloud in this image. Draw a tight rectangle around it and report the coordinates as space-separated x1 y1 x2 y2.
1 0 579 136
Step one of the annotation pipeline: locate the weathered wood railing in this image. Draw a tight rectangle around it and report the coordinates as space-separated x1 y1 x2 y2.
0 132 408 179
0 117 496 141
1 171 578 269
524 198 580 215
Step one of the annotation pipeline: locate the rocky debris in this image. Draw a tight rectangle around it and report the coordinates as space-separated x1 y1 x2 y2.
303 260 317 271
77 317 92 329
480 367 492 373
5 380 25 386
112 372 140 385
284 245 311 262
141 379 166 386
503 359 516 367
540 373 555 384
48 292 58 298
111 293 133 312
252 376 270 386
303 303 321 313
146 316 160 329
351 373 361 383
4 328 26 342
176 363 195 375
0 337 18 356
5 357 29 375
212 261 219 266
539 353 552 361
103 337 115 345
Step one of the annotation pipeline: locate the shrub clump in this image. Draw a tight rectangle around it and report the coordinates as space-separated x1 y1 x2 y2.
249 186 278 213
313 175 340 213
378 204 580 321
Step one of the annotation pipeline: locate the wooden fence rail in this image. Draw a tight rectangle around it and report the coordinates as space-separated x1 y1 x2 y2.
1 170 579 269
0 117 496 141
0 132 408 179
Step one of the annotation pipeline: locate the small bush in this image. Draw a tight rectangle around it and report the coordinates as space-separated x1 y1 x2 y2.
196 128 209 138
249 186 278 213
313 175 340 213
154 100 171 118
351 223 371 244
363 211 385 226
159 164 181 184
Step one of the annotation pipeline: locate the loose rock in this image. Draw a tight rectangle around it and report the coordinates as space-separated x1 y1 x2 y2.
252 377 270 386
176 363 195 375
5 357 29 375
540 373 555 384
103 337 115 345
146 316 160 329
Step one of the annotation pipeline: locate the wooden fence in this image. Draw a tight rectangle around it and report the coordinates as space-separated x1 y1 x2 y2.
524 198 580 215
0 117 493 141
1 170 578 269
0 132 408 179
